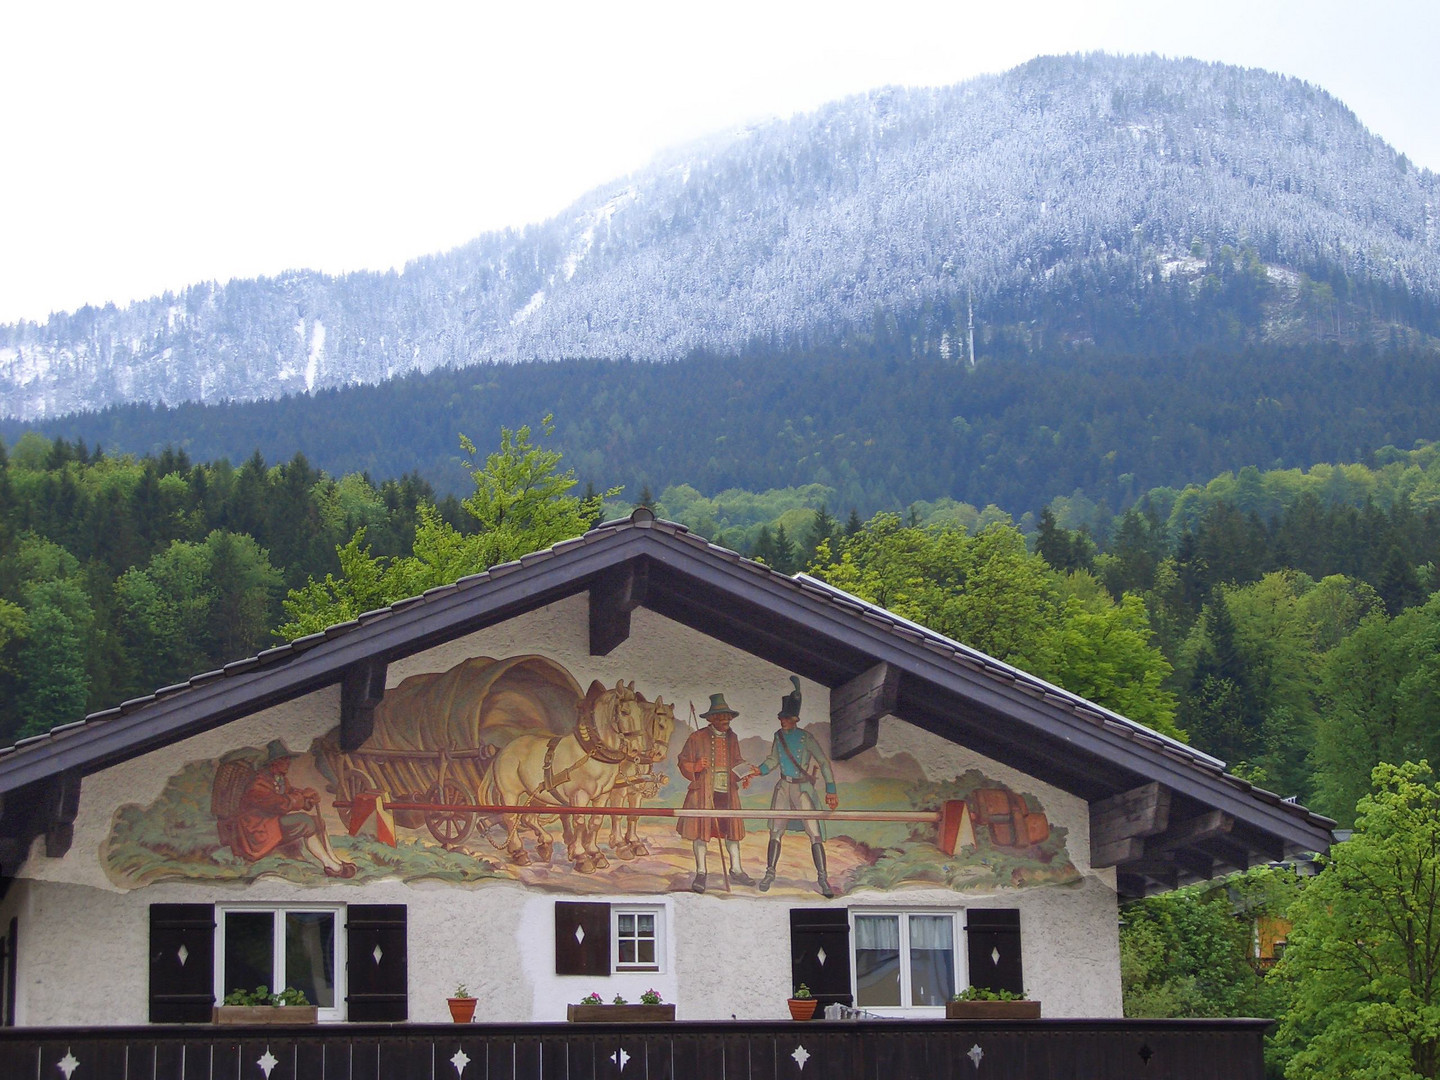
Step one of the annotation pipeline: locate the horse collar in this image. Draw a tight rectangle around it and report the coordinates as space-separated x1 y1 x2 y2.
576 713 631 765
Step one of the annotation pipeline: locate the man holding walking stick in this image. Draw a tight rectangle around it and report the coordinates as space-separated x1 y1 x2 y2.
677 694 756 893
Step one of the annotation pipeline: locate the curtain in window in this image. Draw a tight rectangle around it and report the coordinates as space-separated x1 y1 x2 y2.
855 915 901 1006
908 915 955 1006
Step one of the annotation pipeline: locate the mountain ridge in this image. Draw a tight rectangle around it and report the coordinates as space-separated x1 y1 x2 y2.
2 52 1438 421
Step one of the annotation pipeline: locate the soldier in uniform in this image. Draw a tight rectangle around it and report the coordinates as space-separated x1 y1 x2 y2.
677 694 755 892
749 677 839 897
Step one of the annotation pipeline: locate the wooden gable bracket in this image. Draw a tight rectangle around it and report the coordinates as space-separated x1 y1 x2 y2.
1107 807 1238 887
589 561 649 657
340 658 389 752
0 771 82 873
830 662 900 760
1089 782 1172 868
43 770 82 857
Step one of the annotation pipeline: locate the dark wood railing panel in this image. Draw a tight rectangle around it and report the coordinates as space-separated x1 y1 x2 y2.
0 1018 1270 1080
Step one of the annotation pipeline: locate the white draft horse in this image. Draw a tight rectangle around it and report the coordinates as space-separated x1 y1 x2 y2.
603 696 675 859
482 679 657 873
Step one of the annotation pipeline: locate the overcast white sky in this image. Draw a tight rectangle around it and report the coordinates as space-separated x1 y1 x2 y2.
1 0 1435 325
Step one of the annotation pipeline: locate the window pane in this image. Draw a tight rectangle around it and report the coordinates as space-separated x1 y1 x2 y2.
284 912 336 1008
637 939 655 965
855 915 901 1007
618 940 636 964
637 914 654 935
224 912 274 997
908 916 954 1006
618 914 634 935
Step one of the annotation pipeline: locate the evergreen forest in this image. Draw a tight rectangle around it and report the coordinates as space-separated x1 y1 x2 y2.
9 342 1440 521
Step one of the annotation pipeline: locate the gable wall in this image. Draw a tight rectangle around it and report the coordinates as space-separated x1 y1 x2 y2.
11 595 1122 1023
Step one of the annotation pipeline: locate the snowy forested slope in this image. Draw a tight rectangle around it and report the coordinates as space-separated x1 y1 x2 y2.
2 53 1437 420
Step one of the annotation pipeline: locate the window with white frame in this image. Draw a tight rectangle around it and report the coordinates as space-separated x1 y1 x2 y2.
852 910 960 1010
613 906 663 972
216 904 346 1021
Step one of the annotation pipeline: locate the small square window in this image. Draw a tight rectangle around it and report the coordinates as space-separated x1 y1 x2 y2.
613 907 662 972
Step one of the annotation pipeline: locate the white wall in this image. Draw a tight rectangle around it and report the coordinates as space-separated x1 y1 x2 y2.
10 593 1123 1024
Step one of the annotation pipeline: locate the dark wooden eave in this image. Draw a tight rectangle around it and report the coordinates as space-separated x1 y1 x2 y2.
0 512 1334 897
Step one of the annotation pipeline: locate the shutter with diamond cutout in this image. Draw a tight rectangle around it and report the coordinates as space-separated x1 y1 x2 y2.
346 904 408 1021
555 901 611 975
790 908 852 1016
966 908 1024 995
149 903 215 1022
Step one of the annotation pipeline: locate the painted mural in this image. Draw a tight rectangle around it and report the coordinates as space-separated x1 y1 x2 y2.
103 654 1079 894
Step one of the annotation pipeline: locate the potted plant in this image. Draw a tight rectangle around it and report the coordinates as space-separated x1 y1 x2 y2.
787 983 818 1021
448 983 477 1023
213 985 318 1025
567 989 676 1022
945 986 1041 1020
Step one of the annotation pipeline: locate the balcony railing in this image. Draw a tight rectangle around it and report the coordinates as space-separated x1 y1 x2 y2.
0 1016 1271 1080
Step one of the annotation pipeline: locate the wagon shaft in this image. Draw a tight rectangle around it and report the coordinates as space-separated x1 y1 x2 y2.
341 799 970 854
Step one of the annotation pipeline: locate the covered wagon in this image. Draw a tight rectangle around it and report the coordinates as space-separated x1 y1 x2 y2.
317 654 584 849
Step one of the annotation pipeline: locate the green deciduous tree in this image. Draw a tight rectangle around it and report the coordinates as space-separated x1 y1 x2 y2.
1312 595 1440 824
1032 592 1179 737
1121 869 1290 1020
812 514 1181 738
279 419 612 638
1277 761 1440 1079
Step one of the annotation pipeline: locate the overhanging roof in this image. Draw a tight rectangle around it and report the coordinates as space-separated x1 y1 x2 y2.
0 510 1334 897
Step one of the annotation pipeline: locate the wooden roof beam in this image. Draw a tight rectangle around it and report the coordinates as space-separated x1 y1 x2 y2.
340 658 388 752
589 561 649 656
830 662 900 760
1090 782 1172 867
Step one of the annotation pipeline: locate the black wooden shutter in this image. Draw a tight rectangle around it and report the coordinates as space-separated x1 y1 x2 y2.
149 903 215 1023
347 904 408 1021
966 908 1024 995
3 916 16 1027
555 901 611 976
790 908 852 1015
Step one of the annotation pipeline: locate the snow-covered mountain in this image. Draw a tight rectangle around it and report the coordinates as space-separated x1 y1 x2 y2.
2 53 1437 421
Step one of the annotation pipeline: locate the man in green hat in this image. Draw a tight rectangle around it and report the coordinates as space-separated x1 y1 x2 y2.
748 677 839 897
677 693 756 892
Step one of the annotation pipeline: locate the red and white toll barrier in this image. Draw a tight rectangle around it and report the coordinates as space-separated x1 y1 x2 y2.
343 796 974 856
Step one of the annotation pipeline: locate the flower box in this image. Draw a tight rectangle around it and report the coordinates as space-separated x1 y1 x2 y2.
566 1003 676 1023
945 1000 1041 1020
212 1005 319 1025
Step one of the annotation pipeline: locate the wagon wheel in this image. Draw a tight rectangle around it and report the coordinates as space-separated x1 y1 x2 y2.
424 781 475 847
340 767 378 830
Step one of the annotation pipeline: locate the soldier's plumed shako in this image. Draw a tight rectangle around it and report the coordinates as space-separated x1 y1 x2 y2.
779 675 802 717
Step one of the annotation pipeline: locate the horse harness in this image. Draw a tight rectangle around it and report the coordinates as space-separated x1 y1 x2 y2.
525 706 649 807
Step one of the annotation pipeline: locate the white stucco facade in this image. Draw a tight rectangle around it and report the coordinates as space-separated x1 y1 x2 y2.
1 594 1124 1026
